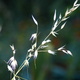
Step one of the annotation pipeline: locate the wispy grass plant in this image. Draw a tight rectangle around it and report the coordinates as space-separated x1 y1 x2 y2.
6 0 80 80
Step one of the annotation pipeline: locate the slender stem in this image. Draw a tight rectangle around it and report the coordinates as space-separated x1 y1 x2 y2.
38 50 48 52
36 25 38 48
16 75 28 80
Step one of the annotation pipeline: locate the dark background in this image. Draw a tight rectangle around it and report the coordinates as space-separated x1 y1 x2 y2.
0 0 80 80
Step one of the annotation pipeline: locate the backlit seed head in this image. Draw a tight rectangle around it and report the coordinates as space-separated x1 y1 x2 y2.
34 50 38 59
30 33 37 42
7 56 17 73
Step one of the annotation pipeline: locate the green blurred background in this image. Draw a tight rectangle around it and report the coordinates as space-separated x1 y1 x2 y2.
0 0 80 80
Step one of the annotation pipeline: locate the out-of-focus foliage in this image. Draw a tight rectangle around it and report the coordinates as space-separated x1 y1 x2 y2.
0 0 80 80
